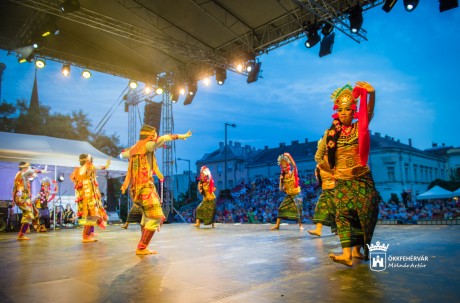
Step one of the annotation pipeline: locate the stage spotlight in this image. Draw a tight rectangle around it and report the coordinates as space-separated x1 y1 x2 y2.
35 58 46 69
81 69 91 78
62 64 70 76
171 85 180 103
58 173 65 182
19 53 35 64
382 0 398 13
321 22 334 37
184 82 197 105
60 0 80 14
203 77 210 86
179 87 186 95
247 61 261 84
305 30 320 48
38 21 60 37
236 63 244 73
129 80 138 89
215 67 226 85
31 36 46 50
440 0 458 12
349 6 363 33
319 32 335 58
403 0 419 11
155 87 164 94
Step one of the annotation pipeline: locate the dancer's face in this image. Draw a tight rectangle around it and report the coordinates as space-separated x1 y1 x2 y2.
337 105 354 126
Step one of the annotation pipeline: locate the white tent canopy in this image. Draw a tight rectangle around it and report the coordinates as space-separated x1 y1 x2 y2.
0 132 128 202
416 185 453 200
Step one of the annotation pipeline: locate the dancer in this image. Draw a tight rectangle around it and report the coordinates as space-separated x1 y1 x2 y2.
12 162 48 240
120 204 142 229
308 135 337 237
33 177 58 232
121 125 192 255
70 154 110 243
326 81 379 266
270 153 304 230
193 166 217 228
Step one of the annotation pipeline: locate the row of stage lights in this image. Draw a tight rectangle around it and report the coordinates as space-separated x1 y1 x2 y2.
304 0 458 56
31 58 92 79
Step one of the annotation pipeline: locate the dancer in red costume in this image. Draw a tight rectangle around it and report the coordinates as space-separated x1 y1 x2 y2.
70 154 110 243
193 166 217 228
121 125 192 255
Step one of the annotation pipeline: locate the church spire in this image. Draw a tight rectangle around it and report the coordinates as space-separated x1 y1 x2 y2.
29 69 39 112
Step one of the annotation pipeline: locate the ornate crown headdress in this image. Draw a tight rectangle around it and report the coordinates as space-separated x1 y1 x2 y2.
277 152 299 187
330 83 357 110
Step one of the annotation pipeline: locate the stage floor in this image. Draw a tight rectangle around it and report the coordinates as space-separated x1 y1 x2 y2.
0 223 459 303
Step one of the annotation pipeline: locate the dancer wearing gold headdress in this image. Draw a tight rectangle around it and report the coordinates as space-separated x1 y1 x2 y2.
193 166 217 228
70 154 110 243
121 125 192 255
326 81 379 266
12 162 48 240
270 153 304 230
307 135 337 237
33 177 58 232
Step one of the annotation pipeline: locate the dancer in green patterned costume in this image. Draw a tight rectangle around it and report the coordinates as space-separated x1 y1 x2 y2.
308 133 337 236
326 81 379 267
270 153 303 230
193 166 217 228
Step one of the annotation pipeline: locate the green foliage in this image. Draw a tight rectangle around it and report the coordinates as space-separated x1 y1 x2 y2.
0 99 123 157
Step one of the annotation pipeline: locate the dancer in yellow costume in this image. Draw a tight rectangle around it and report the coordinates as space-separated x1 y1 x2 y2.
33 177 58 232
12 162 48 240
270 153 304 230
70 154 110 243
121 125 192 255
193 166 217 228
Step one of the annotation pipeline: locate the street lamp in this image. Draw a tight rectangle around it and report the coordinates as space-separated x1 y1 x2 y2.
177 158 191 200
224 123 236 189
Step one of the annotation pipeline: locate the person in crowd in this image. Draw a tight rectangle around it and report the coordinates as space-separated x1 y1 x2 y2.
33 177 57 232
270 153 304 230
324 81 379 266
63 204 76 227
12 162 48 240
50 205 63 227
308 135 337 237
70 154 110 243
193 166 217 228
121 124 192 255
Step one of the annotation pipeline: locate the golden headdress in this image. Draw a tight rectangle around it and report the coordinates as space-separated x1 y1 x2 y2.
330 83 357 109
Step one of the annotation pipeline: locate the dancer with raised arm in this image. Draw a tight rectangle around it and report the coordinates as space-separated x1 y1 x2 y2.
326 81 379 266
70 154 110 243
121 125 192 255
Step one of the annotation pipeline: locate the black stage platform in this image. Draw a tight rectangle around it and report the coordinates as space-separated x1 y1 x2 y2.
1 223 459 303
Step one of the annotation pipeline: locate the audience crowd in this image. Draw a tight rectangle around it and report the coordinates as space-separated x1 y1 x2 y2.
177 176 460 225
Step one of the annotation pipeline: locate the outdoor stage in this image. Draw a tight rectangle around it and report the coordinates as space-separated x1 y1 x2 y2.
0 223 459 303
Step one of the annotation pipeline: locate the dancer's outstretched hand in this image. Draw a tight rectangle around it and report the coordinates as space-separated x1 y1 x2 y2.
355 81 375 93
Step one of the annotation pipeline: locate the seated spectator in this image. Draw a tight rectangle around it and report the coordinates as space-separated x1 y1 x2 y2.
63 204 76 227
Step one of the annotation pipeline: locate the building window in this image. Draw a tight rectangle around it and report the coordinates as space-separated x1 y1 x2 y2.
227 164 233 172
413 165 418 182
387 166 395 182
228 180 234 188
404 164 409 182
218 181 223 189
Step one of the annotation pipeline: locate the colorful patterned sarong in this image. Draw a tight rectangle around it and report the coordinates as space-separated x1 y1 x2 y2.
334 172 379 257
277 195 302 221
196 199 217 225
312 189 337 233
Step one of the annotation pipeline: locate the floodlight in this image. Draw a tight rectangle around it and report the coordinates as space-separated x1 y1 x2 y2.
35 58 46 69
305 30 320 48
215 67 226 85
62 64 70 76
439 0 458 12
60 0 80 14
184 82 197 105
349 6 363 33
403 0 419 11
382 0 398 12
129 80 138 89
247 61 261 84
81 69 91 78
58 173 65 182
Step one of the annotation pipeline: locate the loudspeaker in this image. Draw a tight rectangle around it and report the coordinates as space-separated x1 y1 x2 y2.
0 207 8 220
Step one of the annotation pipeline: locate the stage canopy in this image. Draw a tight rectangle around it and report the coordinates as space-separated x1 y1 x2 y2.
452 188 460 197
416 185 453 200
0 131 127 202
0 0 380 85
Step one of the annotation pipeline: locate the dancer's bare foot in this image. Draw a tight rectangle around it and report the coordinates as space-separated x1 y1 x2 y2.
121 223 128 229
329 253 353 267
136 249 158 255
82 238 98 243
270 225 280 230
17 235 30 241
307 230 321 237
192 224 200 228
352 248 365 259
212 224 215 228
299 225 304 230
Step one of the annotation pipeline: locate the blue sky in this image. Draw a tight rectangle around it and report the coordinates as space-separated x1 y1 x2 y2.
1 2 459 174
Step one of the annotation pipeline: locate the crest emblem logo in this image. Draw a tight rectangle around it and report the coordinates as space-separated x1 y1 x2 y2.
367 241 389 272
